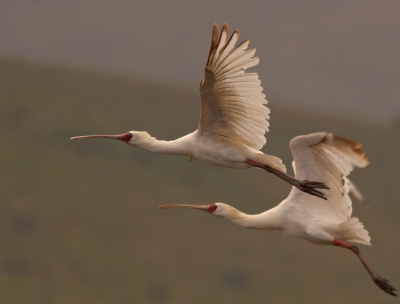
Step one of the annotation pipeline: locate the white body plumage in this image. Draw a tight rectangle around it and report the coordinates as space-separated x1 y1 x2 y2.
207 132 370 245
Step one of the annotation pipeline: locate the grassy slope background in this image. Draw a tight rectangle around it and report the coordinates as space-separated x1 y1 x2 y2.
0 58 399 303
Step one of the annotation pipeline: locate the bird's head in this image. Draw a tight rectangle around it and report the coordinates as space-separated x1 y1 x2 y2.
159 202 238 219
70 131 151 146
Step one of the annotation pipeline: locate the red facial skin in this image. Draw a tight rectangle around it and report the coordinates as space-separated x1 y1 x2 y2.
118 132 133 143
206 204 217 213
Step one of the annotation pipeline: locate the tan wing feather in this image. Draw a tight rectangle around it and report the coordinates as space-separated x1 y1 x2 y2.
198 23 270 150
287 132 370 222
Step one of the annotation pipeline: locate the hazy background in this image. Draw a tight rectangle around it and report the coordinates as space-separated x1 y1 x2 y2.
2 0 400 123
1 1 399 303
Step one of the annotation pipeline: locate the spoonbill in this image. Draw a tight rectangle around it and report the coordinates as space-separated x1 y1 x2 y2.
159 132 397 296
71 23 328 199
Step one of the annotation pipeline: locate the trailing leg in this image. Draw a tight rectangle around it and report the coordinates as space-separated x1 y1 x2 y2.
245 159 329 200
333 238 397 296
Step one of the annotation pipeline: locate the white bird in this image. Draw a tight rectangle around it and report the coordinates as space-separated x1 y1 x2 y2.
159 132 397 296
71 23 328 199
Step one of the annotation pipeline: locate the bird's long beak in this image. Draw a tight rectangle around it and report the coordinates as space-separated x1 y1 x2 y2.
159 203 217 213
70 132 132 143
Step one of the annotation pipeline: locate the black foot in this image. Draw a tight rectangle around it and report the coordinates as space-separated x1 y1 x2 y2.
293 180 329 200
255 162 330 200
374 276 397 296
296 183 327 200
299 180 330 189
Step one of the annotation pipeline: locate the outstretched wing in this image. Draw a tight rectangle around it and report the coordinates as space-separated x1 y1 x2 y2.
198 23 270 150
287 132 370 222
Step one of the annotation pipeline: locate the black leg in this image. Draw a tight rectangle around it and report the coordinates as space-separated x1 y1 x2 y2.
333 239 397 296
245 159 329 200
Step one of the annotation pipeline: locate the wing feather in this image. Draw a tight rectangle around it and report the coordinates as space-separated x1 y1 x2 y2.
286 132 370 222
199 23 270 149
212 31 239 70
214 40 251 72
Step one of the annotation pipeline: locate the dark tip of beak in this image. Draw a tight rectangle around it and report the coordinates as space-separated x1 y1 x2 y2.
70 132 132 143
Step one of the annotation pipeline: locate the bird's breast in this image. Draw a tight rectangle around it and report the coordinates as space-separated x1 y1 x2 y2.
191 135 250 169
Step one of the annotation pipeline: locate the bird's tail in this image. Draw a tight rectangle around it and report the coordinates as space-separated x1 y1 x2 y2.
252 152 287 173
340 217 371 246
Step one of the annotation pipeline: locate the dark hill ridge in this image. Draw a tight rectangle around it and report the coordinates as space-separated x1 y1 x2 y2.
0 58 399 303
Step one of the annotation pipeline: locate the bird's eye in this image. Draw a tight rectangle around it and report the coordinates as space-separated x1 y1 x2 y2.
207 204 217 213
120 132 133 143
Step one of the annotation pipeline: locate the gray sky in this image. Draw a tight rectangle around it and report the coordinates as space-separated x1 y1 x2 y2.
2 0 399 124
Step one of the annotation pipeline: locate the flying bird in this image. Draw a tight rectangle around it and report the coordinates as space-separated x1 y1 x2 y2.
71 23 328 199
159 132 397 296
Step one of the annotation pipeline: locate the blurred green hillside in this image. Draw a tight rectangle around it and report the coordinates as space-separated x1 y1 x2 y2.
0 58 399 304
